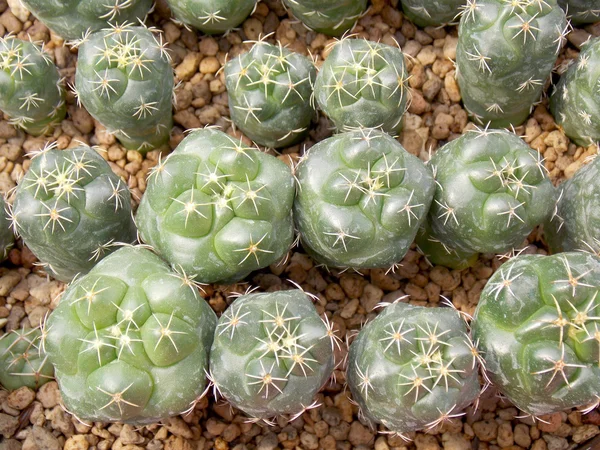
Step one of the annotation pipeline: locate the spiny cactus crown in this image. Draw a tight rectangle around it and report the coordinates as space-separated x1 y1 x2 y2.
282 0 368 36
400 0 465 27
166 0 257 34
558 0 600 24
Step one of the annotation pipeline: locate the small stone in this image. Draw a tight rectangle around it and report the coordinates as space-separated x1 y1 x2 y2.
200 56 220 74
537 413 562 433
542 434 568 450
441 432 470 450
7 386 35 410
572 424 600 443
243 18 263 41
164 417 193 439
497 423 514 448
340 298 359 319
120 424 144 445
36 381 60 409
32 425 61 450
444 73 461 103
0 413 18 438
64 435 90 450
0 10 21 34
514 424 531 448
348 421 374 446
360 283 383 312
257 432 278 450
473 420 498 442
415 433 442 450
300 431 319 449
72 108 95 134
175 53 200 81
416 46 437 66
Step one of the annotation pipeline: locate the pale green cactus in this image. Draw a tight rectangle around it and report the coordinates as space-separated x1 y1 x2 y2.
0 196 14 262
166 0 257 34
282 0 368 37
399 0 465 27
558 0 600 24
415 222 479 270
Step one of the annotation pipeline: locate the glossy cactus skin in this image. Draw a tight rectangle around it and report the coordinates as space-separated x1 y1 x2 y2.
20 0 152 40
0 328 54 391
136 128 295 284
472 252 600 416
558 0 600 24
314 39 410 134
399 0 464 27
12 145 137 282
428 129 554 255
75 25 174 153
45 247 218 424
166 0 257 34
550 37 600 147
294 129 435 269
415 222 479 270
224 42 316 149
0 196 14 261
0 37 66 136
456 0 567 128
282 0 368 37
210 289 335 420
347 302 480 434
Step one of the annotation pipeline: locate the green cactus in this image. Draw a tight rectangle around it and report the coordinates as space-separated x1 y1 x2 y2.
11 144 137 283
0 196 15 261
0 37 66 136
20 0 153 40
45 246 217 424
550 37 600 147
282 0 368 37
456 0 567 128
224 41 316 149
209 289 335 421
472 252 600 416
136 128 295 284
314 38 410 134
427 129 555 255
347 302 481 435
558 0 600 24
74 24 174 153
0 327 54 391
399 0 465 27
294 129 434 269
166 0 257 35
415 222 479 270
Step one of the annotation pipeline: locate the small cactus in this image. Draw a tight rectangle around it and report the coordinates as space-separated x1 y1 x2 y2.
347 302 481 435
472 252 600 416
427 129 555 255
224 41 316 149
282 0 368 37
399 0 465 27
558 0 600 24
0 197 15 261
209 289 335 421
74 24 174 153
11 145 137 282
45 246 218 424
166 0 257 35
550 37 600 147
415 222 479 270
456 0 568 128
294 129 434 269
314 38 410 134
136 128 295 284
0 36 66 136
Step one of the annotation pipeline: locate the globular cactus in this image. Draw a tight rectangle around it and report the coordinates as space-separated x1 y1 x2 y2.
294 129 434 269
20 0 153 40
558 0 600 24
550 37 600 147
314 38 410 134
45 246 218 424
0 327 54 391
472 252 600 416
0 197 15 261
136 128 295 284
0 37 66 136
415 222 479 270
224 41 316 149
427 129 555 255
166 0 257 35
210 289 335 421
347 302 481 435
282 0 368 37
11 145 137 282
456 0 567 128
399 0 465 27
74 24 174 153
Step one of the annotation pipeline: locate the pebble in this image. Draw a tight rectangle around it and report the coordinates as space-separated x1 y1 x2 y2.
32 425 61 450
572 425 600 443
441 432 470 450
7 387 35 410
64 435 90 450
473 420 498 442
0 412 19 438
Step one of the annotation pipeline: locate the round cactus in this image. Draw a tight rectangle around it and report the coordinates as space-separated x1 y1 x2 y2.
428 129 555 255
282 0 368 37
11 145 137 282
347 302 481 435
399 0 464 27
0 196 15 262
456 0 567 128
45 246 217 424
558 0 600 24
74 24 174 153
136 128 295 284
166 0 257 34
415 222 479 270
0 36 66 136
472 252 600 416
224 41 316 149
294 129 435 269
550 37 600 147
210 289 335 421
314 38 410 134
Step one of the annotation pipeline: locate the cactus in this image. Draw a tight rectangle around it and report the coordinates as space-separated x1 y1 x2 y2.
0 196 14 261
294 129 434 269
347 302 481 435
136 128 295 284
20 0 152 40
415 222 479 270
282 0 368 37
314 38 410 134
44 246 217 424
456 0 567 128
0 37 66 136
399 0 465 27
224 41 316 149
11 145 137 283
209 289 335 421
166 0 257 35
550 37 600 147
558 0 600 24
427 129 555 255
472 252 600 416
74 24 174 153
0 327 54 391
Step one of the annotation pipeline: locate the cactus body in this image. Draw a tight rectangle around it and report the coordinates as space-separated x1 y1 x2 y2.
0 197 14 261
399 0 464 27
415 222 479 270
166 0 257 34
282 0 368 36
558 0 600 24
